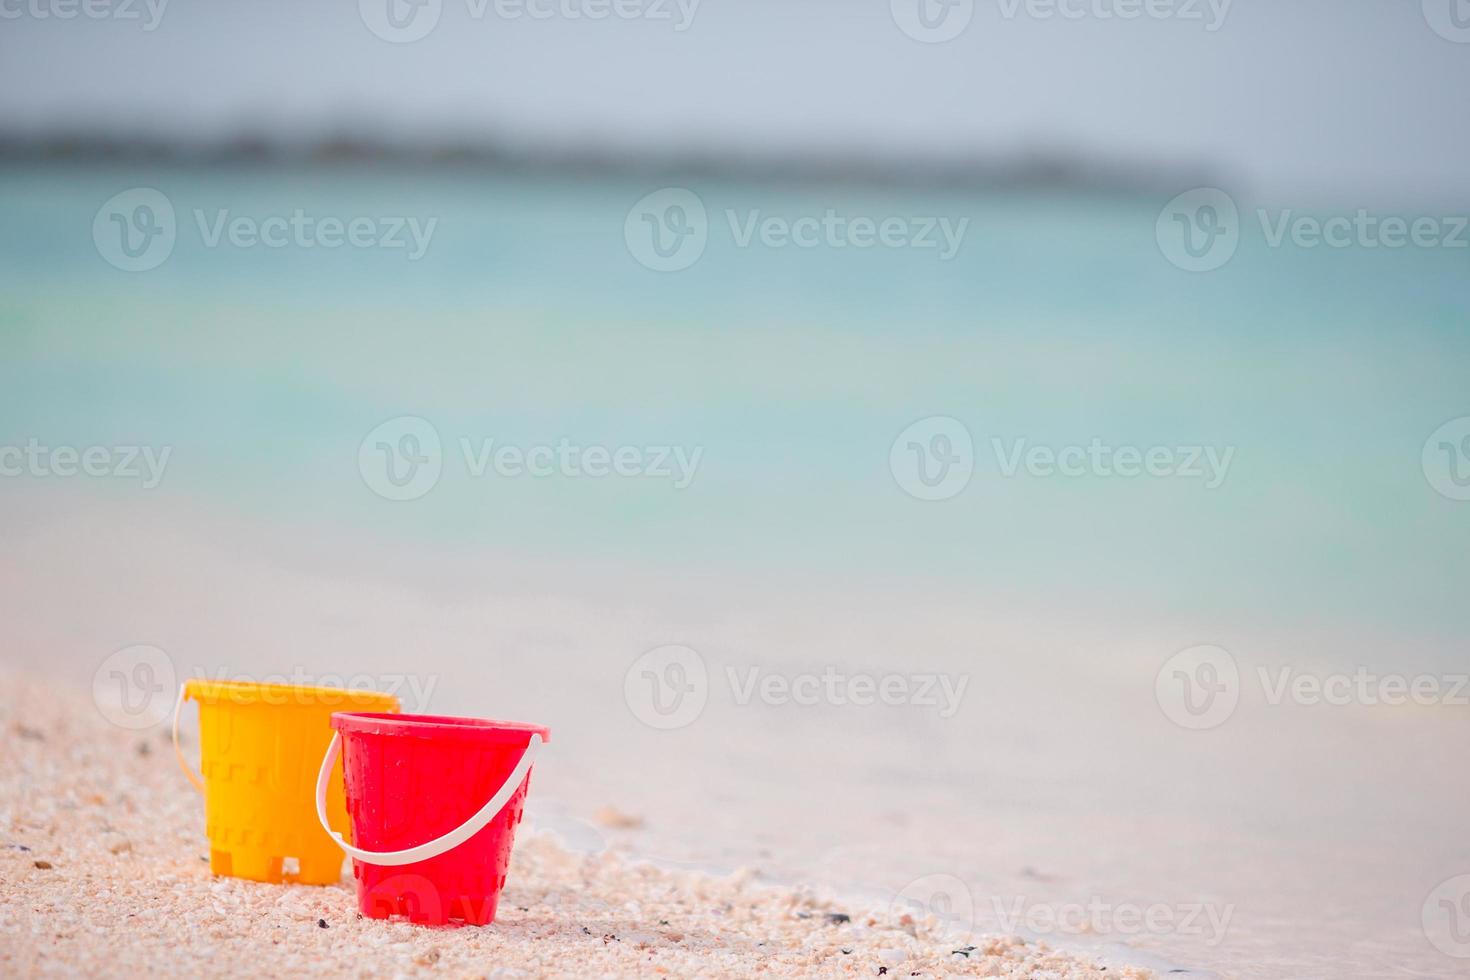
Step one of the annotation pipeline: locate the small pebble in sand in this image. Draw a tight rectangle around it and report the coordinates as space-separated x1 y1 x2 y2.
317 919 328 929
593 805 644 830
826 912 851 925
33 860 53 870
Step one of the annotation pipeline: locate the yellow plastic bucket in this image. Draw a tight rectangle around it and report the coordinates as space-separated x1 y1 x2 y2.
172 679 400 884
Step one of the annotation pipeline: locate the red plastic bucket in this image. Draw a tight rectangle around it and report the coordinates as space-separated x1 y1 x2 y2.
314 712 550 926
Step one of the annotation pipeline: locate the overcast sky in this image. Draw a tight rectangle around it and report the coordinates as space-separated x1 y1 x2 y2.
2 0 1467 202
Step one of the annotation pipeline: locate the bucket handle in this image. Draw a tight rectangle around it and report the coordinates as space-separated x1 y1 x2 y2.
171 683 205 794
313 731 543 867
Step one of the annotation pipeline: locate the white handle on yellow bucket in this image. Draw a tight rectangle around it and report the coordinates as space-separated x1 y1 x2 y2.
314 731 543 867
171 683 206 794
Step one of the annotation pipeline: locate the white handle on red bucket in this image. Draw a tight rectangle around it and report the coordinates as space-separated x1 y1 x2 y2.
171 683 205 794
314 731 543 867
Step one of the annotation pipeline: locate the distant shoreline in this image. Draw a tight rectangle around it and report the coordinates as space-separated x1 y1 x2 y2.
0 131 1218 194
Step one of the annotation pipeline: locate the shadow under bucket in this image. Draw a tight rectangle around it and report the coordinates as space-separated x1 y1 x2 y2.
316 712 550 926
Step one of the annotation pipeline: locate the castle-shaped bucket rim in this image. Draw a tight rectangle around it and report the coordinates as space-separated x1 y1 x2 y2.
184 679 400 710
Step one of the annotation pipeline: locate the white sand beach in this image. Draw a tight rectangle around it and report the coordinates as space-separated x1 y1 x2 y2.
2 672 1149 979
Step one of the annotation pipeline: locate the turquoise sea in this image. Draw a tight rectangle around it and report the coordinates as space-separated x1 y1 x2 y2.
3 166 1466 664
